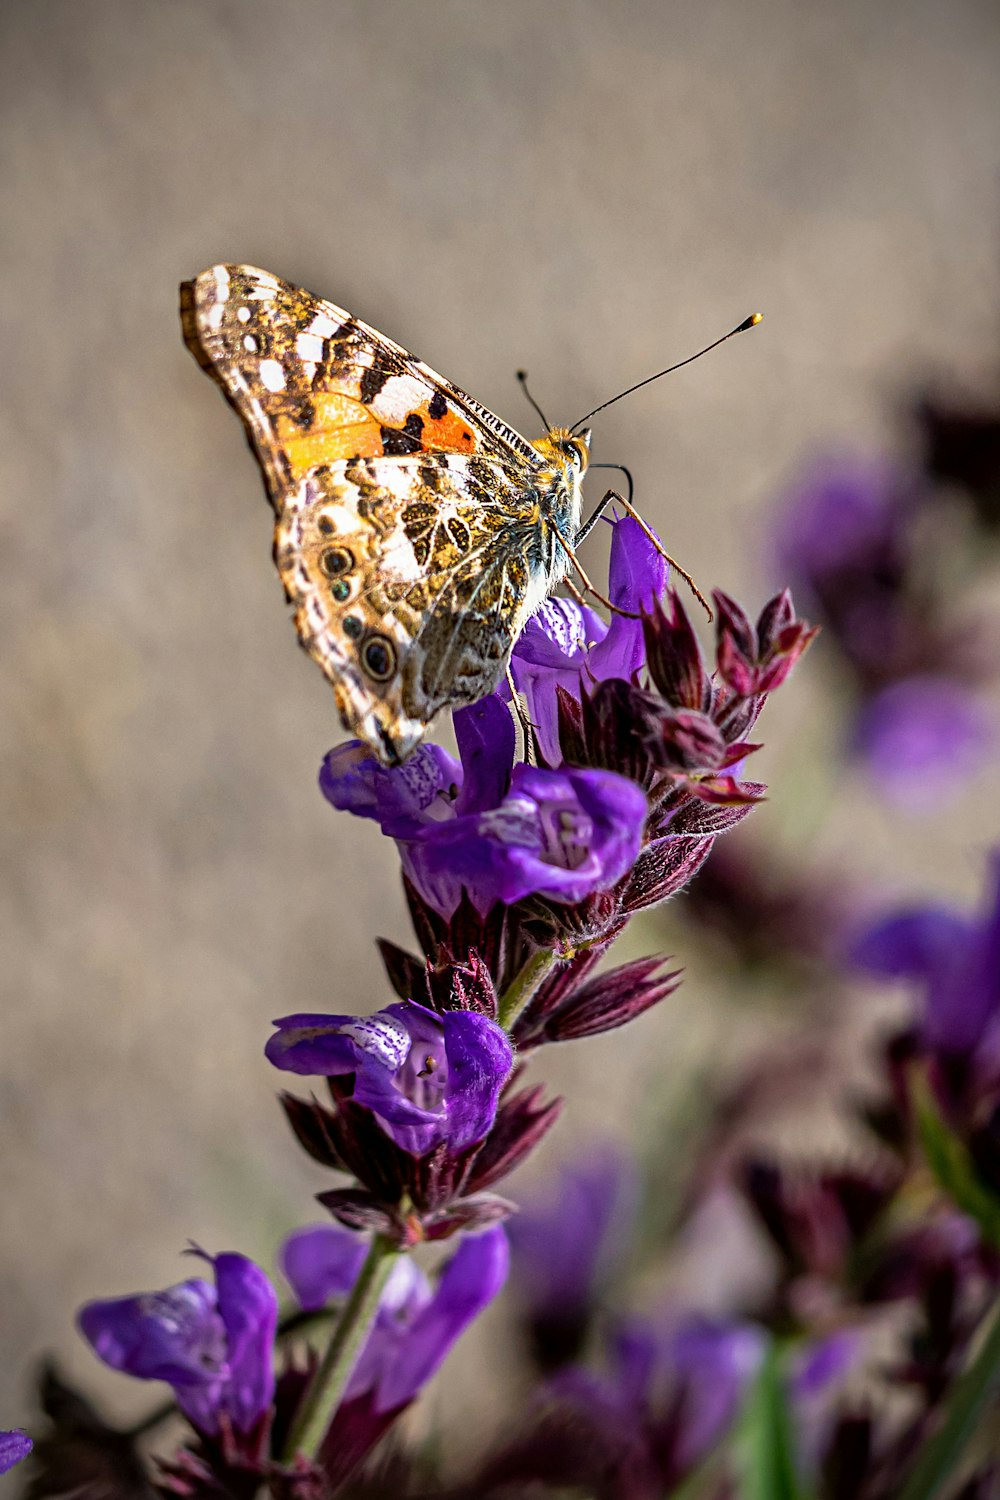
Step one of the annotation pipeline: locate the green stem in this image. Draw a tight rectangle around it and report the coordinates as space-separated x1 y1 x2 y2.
899 1297 1000 1500
498 948 559 1032
283 1234 400 1463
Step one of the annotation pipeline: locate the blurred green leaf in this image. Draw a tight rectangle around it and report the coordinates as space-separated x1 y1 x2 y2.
737 1342 811 1500
899 1299 1000 1500
912 1069 1000 1249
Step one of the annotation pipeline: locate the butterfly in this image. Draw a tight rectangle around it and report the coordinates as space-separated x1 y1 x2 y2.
181 264 598 766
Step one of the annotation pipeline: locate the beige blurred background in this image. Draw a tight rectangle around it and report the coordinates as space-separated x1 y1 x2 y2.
3 0 1000 1449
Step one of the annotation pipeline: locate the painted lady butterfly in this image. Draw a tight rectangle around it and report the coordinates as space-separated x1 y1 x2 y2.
182 265 597 766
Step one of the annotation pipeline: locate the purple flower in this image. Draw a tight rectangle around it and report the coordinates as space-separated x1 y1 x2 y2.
508 1146 636 1364
852 675 992 808
547 1314 765 1486
322 694 648 918
510 514 667 764
854 850 1000 1062
266 1000 512 1155
77 1251 277 1437
401 759 648 918
0 1430 32 1475
647 1317 766 1473
281 1223 509 1414
773 458 992 799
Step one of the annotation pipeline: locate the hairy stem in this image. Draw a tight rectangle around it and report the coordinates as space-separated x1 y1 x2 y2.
283 1234 400 1464
498 948 559 1032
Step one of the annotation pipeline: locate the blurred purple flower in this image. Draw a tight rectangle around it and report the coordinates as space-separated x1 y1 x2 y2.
510 514 667 764
854 850 1000 1064
774 458 992 800
322 694 647 918
852 675 992 809
0 1430 32 1475
648 1316 766 1474
281 1223 508 1415
77 1252 277 1437
508 1146 636 1368
555 1313 766 1486
266 1000 512 1155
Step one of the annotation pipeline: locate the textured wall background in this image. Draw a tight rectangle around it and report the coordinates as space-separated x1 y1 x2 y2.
3 0 1000 1449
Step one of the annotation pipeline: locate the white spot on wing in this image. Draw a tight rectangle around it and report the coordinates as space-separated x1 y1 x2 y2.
309 312 343 338
371 374 431 424
243 334 258 352
296 332 325 362
213 266 230 299
207 303 224 330
259 359 285 392
236 306 251 323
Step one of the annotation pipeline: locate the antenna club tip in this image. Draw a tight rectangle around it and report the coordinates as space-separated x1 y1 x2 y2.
738 312 764 332
516 369 528 381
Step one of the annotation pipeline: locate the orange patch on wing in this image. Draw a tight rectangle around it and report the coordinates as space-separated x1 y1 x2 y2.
276 392 384 478
418 407 478 452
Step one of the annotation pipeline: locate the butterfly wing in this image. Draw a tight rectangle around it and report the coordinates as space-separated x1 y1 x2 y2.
181 264 552 763
180 263 541 505
275 453 547 763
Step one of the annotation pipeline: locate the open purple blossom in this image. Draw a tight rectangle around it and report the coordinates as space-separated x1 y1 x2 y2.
509 514 668 764
77 1251 277 1437
281 1223 508 1417
322 693 648 918
266 999 512 1155
0 1430 32 1475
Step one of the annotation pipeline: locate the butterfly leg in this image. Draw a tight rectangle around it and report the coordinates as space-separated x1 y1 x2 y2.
550 526 640 619
581 489 713 622
575 465 636 544
505 666 539 766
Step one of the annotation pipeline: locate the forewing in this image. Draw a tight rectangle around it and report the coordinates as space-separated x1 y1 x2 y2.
181 264 539 508
275 453 544 764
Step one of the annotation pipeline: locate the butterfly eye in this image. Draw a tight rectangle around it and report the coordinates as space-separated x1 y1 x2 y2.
361 635 396 681
320 546 354 578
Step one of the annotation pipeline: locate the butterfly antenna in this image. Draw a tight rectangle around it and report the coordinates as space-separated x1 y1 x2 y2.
570 312 763 433
606 490 714 621
550 529 640 619
516 370 551 431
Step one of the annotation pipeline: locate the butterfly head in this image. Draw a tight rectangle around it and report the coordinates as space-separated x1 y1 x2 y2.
533 426 591 474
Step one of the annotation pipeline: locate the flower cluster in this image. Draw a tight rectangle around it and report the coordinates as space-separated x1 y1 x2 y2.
20 513 814 1499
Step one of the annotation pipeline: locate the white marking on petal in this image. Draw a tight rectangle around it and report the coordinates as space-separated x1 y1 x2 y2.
259 359 285 392
341 1014 410 1070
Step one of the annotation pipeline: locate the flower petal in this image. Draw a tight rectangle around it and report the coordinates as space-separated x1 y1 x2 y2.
0 1431 32 1476
442 1011 513 1151
453 695 516 816
78 1280 223 1390
281 1224 371 1311
371 1226 509 1412
212 1253 278 1433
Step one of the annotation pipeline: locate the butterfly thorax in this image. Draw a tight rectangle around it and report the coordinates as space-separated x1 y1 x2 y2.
528 426 591 575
